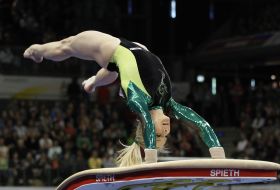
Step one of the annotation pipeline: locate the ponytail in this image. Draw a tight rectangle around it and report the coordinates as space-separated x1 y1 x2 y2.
116 119 168 167
116 142 142 167
116 120 144 167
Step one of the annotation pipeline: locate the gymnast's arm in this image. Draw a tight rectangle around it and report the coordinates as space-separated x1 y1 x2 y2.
82 68 118 93
94 68 118 87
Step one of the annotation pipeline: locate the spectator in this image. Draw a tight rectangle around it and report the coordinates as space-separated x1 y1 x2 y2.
14 118 27 138
88 150 102 169
48 140 62 160
39 133 53 151
0 137 9 159
60 152 74 179
251 112 266 129
73 150 87 172
102 153 116 168
0 151 9 185
76 130 92 156
67 77 82 102
236 133 249 153
9 152 25 185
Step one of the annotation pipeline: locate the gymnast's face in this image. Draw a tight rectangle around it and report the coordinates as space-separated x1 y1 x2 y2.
150 108 170 149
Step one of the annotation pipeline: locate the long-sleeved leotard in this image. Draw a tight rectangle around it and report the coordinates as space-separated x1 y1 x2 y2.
108 38 221 149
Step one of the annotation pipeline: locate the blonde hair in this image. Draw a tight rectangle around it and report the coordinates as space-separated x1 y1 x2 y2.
116 121 144 167
115 141 142 167
116 120 168 167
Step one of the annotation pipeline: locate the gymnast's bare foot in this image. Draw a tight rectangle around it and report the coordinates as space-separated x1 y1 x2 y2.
82 76 96 93
23 44 43 63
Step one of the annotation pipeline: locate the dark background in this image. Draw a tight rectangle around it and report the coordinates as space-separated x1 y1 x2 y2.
1 0 280 187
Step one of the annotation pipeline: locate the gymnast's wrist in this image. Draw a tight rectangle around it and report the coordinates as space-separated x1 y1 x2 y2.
209 147 226 159
144 149 158 163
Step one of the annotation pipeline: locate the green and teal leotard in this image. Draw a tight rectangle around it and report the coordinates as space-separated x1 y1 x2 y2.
108 38 221 149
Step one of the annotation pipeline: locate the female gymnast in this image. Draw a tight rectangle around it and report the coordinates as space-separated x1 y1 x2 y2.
24 30 225 167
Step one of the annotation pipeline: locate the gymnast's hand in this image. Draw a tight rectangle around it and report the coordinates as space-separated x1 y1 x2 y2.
23 44 44 63
82 76 96 93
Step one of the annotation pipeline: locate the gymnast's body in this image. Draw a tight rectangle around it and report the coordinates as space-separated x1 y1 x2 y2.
24 30 226 167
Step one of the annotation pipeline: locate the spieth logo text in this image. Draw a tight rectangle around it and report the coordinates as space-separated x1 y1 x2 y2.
96 174 115 182
210 169 240 177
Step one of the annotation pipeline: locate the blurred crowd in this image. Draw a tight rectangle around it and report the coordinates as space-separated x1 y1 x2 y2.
0 88 203 186
0 0 122 46
231 81 280 163
0 76 279 186
184 78 280 162
232 0 280 37
186 78 280 127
